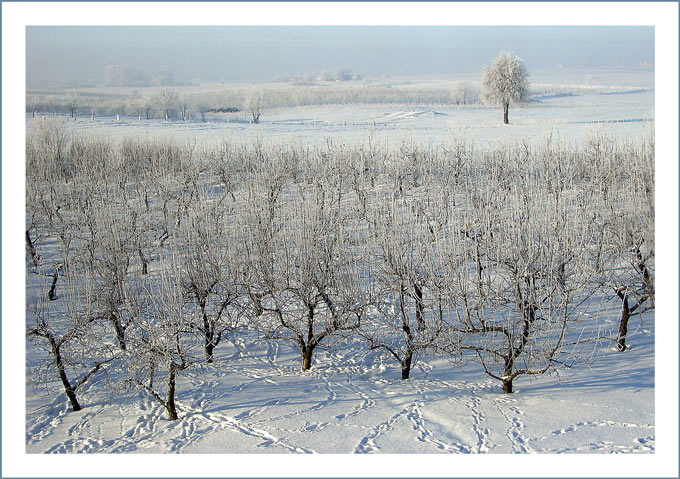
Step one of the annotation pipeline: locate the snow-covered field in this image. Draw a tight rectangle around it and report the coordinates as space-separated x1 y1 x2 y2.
22 72 659 460
26 315 654 455
28 83 654 148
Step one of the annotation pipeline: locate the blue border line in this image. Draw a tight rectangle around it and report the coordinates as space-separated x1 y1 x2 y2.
7 11 676 479
2 0 679 2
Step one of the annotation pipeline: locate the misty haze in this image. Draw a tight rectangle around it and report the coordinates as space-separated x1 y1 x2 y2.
25 25 655 458
27 26 653 86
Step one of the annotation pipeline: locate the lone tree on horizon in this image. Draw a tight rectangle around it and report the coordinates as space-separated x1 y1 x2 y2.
481 51 529 125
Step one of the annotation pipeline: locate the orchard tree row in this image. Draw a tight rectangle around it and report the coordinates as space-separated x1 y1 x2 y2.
26 121 654 419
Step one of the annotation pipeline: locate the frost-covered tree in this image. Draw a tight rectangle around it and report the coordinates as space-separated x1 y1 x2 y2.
192 95 211 122
141 94 154 120
154 88 178 121
178 94 191 121
481 51 529 124
584 133 655 352
67 90 78 119
242 155 368 371
178 193 242 363
125 255 201 420
27 264 117 411
437 144 600 394
246 89 264 124
104 64 147 87
451 81 478 105
361 198 443 379
86 203 140 351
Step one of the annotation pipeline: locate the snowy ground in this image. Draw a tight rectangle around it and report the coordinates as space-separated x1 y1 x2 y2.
26 309 654 455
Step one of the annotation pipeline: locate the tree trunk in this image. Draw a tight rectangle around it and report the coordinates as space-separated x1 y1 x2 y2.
503 102 509 125
203 306 215 363
400 309 414 380
301 345 315 371
474 239 483 292
52 341 81 411
205 341 215 364
617 295 631 352
502 361 514 394
401 353 413 380
414 283 425 331
26 230 40 267
166 367 178 420
110 314 127 351
48 268 59 301
139 248 148 275
301 308 317 371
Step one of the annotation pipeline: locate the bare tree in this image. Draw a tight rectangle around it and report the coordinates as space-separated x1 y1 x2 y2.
104 64 147 87
178 94 191 121
589 134 655 351
67 90 78 119
481 51 530 124
125 255 200 420
178 193 242 363
141 95 155 120
243 166 367 370
205 140 242 202
27 264 116 411
361 197 443 379
451 81 478 105
154 88 178 121
439 146 598 393
26 118 70 182
87 203 139 350
246 89 264 124
193 95 211 122
612 237 654 352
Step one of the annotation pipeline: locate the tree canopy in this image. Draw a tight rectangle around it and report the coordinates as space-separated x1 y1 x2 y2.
481 51 529 124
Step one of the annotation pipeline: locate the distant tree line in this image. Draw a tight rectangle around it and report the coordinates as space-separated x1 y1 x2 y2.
26 81 486 122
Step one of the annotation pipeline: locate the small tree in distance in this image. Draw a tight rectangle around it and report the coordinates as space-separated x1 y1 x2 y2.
246 90 264 124
481 51 529 125
154 88 178 121
67 90 78 119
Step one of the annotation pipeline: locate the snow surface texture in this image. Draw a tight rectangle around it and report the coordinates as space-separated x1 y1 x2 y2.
25 72 655 454
26 317 654 454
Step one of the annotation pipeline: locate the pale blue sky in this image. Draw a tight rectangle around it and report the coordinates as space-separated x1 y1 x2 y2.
26 26 654 87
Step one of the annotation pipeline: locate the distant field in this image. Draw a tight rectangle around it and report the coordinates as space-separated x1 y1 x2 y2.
26 67 654 148
26 66 654 147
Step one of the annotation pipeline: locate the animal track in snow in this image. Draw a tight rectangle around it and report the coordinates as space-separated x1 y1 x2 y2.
465 396 491 453
407 400 471 453
549 419 654 437
493 398 532 453
354 406 410 453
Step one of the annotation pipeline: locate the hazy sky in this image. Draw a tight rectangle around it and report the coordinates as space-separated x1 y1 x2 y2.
26 26 654 87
